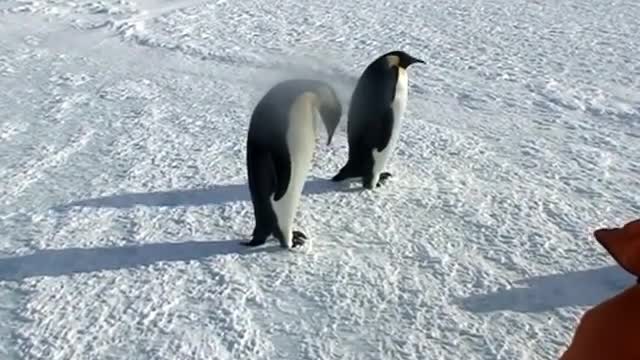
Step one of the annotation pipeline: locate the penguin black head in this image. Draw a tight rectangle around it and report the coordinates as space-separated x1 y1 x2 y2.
314 85 342 145
382 50 424 69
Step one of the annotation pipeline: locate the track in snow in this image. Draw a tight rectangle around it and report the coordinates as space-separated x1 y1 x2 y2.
1 0 639 359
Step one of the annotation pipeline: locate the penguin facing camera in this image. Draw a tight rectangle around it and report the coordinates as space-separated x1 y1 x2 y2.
244 79 342 249
332 50 424 189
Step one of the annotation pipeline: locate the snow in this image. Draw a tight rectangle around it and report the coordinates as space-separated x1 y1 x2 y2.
1 0 639 358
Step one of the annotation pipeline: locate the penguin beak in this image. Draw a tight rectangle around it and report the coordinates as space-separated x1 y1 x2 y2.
411 57 425 65
321 107 340 146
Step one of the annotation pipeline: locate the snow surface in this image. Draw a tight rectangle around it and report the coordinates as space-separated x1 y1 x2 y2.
1 0 639 359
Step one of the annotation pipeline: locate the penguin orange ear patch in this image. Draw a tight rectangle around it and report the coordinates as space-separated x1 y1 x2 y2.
594 219 640 277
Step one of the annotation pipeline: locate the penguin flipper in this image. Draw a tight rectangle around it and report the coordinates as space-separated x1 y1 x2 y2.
374 106 395 152
270 145 291 202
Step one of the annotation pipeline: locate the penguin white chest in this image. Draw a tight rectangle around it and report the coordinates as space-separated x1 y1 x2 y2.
371 68 408 181
391 67 409 137
285 105 316 186
270 94 316 245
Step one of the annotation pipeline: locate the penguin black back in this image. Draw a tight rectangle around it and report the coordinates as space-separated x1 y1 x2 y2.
348 51 424 143
245 78 342 249
333 50 423 188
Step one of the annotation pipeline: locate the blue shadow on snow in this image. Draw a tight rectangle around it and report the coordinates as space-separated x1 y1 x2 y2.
458 265 635 313
0 240 280 281
52 178 357 210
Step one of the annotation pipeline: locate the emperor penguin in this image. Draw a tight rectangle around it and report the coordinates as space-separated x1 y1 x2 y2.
243 79 342 249
331 50 423 189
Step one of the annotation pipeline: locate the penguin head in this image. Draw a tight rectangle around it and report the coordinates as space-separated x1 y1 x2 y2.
314 85 342 146
318 101 342 146
383 50 425 69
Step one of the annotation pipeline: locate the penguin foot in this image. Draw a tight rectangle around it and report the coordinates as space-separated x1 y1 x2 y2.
292 230 307 247
376 172 392 187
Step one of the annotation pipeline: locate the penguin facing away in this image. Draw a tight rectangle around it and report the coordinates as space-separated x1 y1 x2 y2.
331 50 423 189
244 79 342 249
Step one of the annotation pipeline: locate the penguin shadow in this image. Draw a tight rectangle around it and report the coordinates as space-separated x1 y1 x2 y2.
0 239 280 281
52 177 360 211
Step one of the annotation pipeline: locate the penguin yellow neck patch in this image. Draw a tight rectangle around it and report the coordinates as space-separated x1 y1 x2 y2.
386 55 400 67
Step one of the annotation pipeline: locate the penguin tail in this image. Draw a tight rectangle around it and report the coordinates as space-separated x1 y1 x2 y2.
331 161 360 182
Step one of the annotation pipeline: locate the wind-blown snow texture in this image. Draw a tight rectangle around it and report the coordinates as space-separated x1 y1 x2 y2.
1 0 639 359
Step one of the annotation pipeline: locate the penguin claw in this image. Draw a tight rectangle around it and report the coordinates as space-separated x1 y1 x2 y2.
292 230 307 248
293 230 307 240
377 172 392 187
